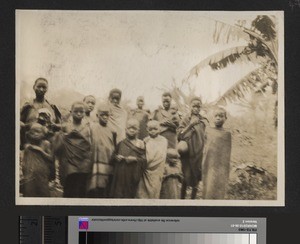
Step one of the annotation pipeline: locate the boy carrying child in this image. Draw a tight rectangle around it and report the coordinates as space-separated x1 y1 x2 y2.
22 123 54 197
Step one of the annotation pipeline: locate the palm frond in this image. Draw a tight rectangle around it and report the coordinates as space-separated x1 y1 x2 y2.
251 15 276 42
213 20 249 44
186 46 259 81
213 67 270 106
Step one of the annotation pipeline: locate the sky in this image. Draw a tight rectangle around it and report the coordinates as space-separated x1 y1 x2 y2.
16 10 280 111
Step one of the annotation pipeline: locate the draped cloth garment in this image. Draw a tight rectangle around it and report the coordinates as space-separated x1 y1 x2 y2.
202 127 231 199
110 139 146 198
136 135 168 199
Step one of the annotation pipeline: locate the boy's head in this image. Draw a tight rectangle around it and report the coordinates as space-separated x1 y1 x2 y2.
147 120 160 138
83 95 96 114
71 102 85 122
136 96 144 109
27 123 46 142
190 97 202 115
109 88 122 106
162 92 172 110
213 107 227 128
33 77 48 98
126 118 140 139
97 103 110 126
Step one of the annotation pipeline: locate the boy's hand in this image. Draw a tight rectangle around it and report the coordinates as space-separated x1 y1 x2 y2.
126 156 137 163
115 155 125 162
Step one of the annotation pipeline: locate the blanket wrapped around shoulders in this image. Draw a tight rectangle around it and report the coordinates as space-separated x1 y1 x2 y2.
177 115 206 187
54 130 92 186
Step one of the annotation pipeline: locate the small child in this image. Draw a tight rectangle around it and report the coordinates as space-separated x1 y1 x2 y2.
136 120 168 199
202 107 232 199
54 102 93 198
22 123 54 197
160 148 183 199
110 118 147 198
87 104 117 198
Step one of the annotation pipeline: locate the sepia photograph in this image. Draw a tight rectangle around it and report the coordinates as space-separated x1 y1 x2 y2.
15 10 284 206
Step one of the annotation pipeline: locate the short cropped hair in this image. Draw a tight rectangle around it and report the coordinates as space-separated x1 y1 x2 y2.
189 96 202 105
83 95 96 102
34 77 48 86
162 92 172 98
214 107 227 118
71 101 85 110
109 88 122 98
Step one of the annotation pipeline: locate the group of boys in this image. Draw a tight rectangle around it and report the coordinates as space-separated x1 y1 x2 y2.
21 88 231 200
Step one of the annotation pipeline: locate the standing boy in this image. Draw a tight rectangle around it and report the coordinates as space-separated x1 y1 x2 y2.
110 118 147 198
151 92 179 149
83 95 97 123
54 102 92 198
202 107 232 199
107 88 128 144
177 97 207 199
87 104 117 198
130 96 149 140
136 120 168 199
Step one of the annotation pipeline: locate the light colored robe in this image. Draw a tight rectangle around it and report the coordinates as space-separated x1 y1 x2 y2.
136 135 168 199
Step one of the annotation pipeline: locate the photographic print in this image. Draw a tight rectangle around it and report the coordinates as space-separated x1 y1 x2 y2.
16 10 284 206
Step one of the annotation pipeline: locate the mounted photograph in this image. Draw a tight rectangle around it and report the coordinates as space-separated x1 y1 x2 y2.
15 10 284 206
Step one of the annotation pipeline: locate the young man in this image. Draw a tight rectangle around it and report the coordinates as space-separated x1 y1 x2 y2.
151 92 179 149
177 97 207 199
21 123 54 197
20 77 61 149
202 107 232 199
87 103 117 198
54 102 92 198
136 120 168 199
129 96 149 140
110 118 147 198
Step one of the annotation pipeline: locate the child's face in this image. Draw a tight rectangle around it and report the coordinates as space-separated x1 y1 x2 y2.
162 96 171 110
191 100 201 115
98 111 109 125
110 92 121 106
137 100 144 109
214 112 226 127
147 124 160 138
72 105 85 121
34 80 48 97
126 123 139 138
29 126 45 141
84 97 96 113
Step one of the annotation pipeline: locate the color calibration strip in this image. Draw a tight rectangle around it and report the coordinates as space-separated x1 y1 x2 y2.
79 232 257 244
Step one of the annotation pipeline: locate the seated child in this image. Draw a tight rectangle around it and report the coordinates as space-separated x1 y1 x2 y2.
202 107 232 199
160 148 183 199
54 102 93 198
21 123 54 197
110 118 147 198
136 120 168 199
87 104 116 198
